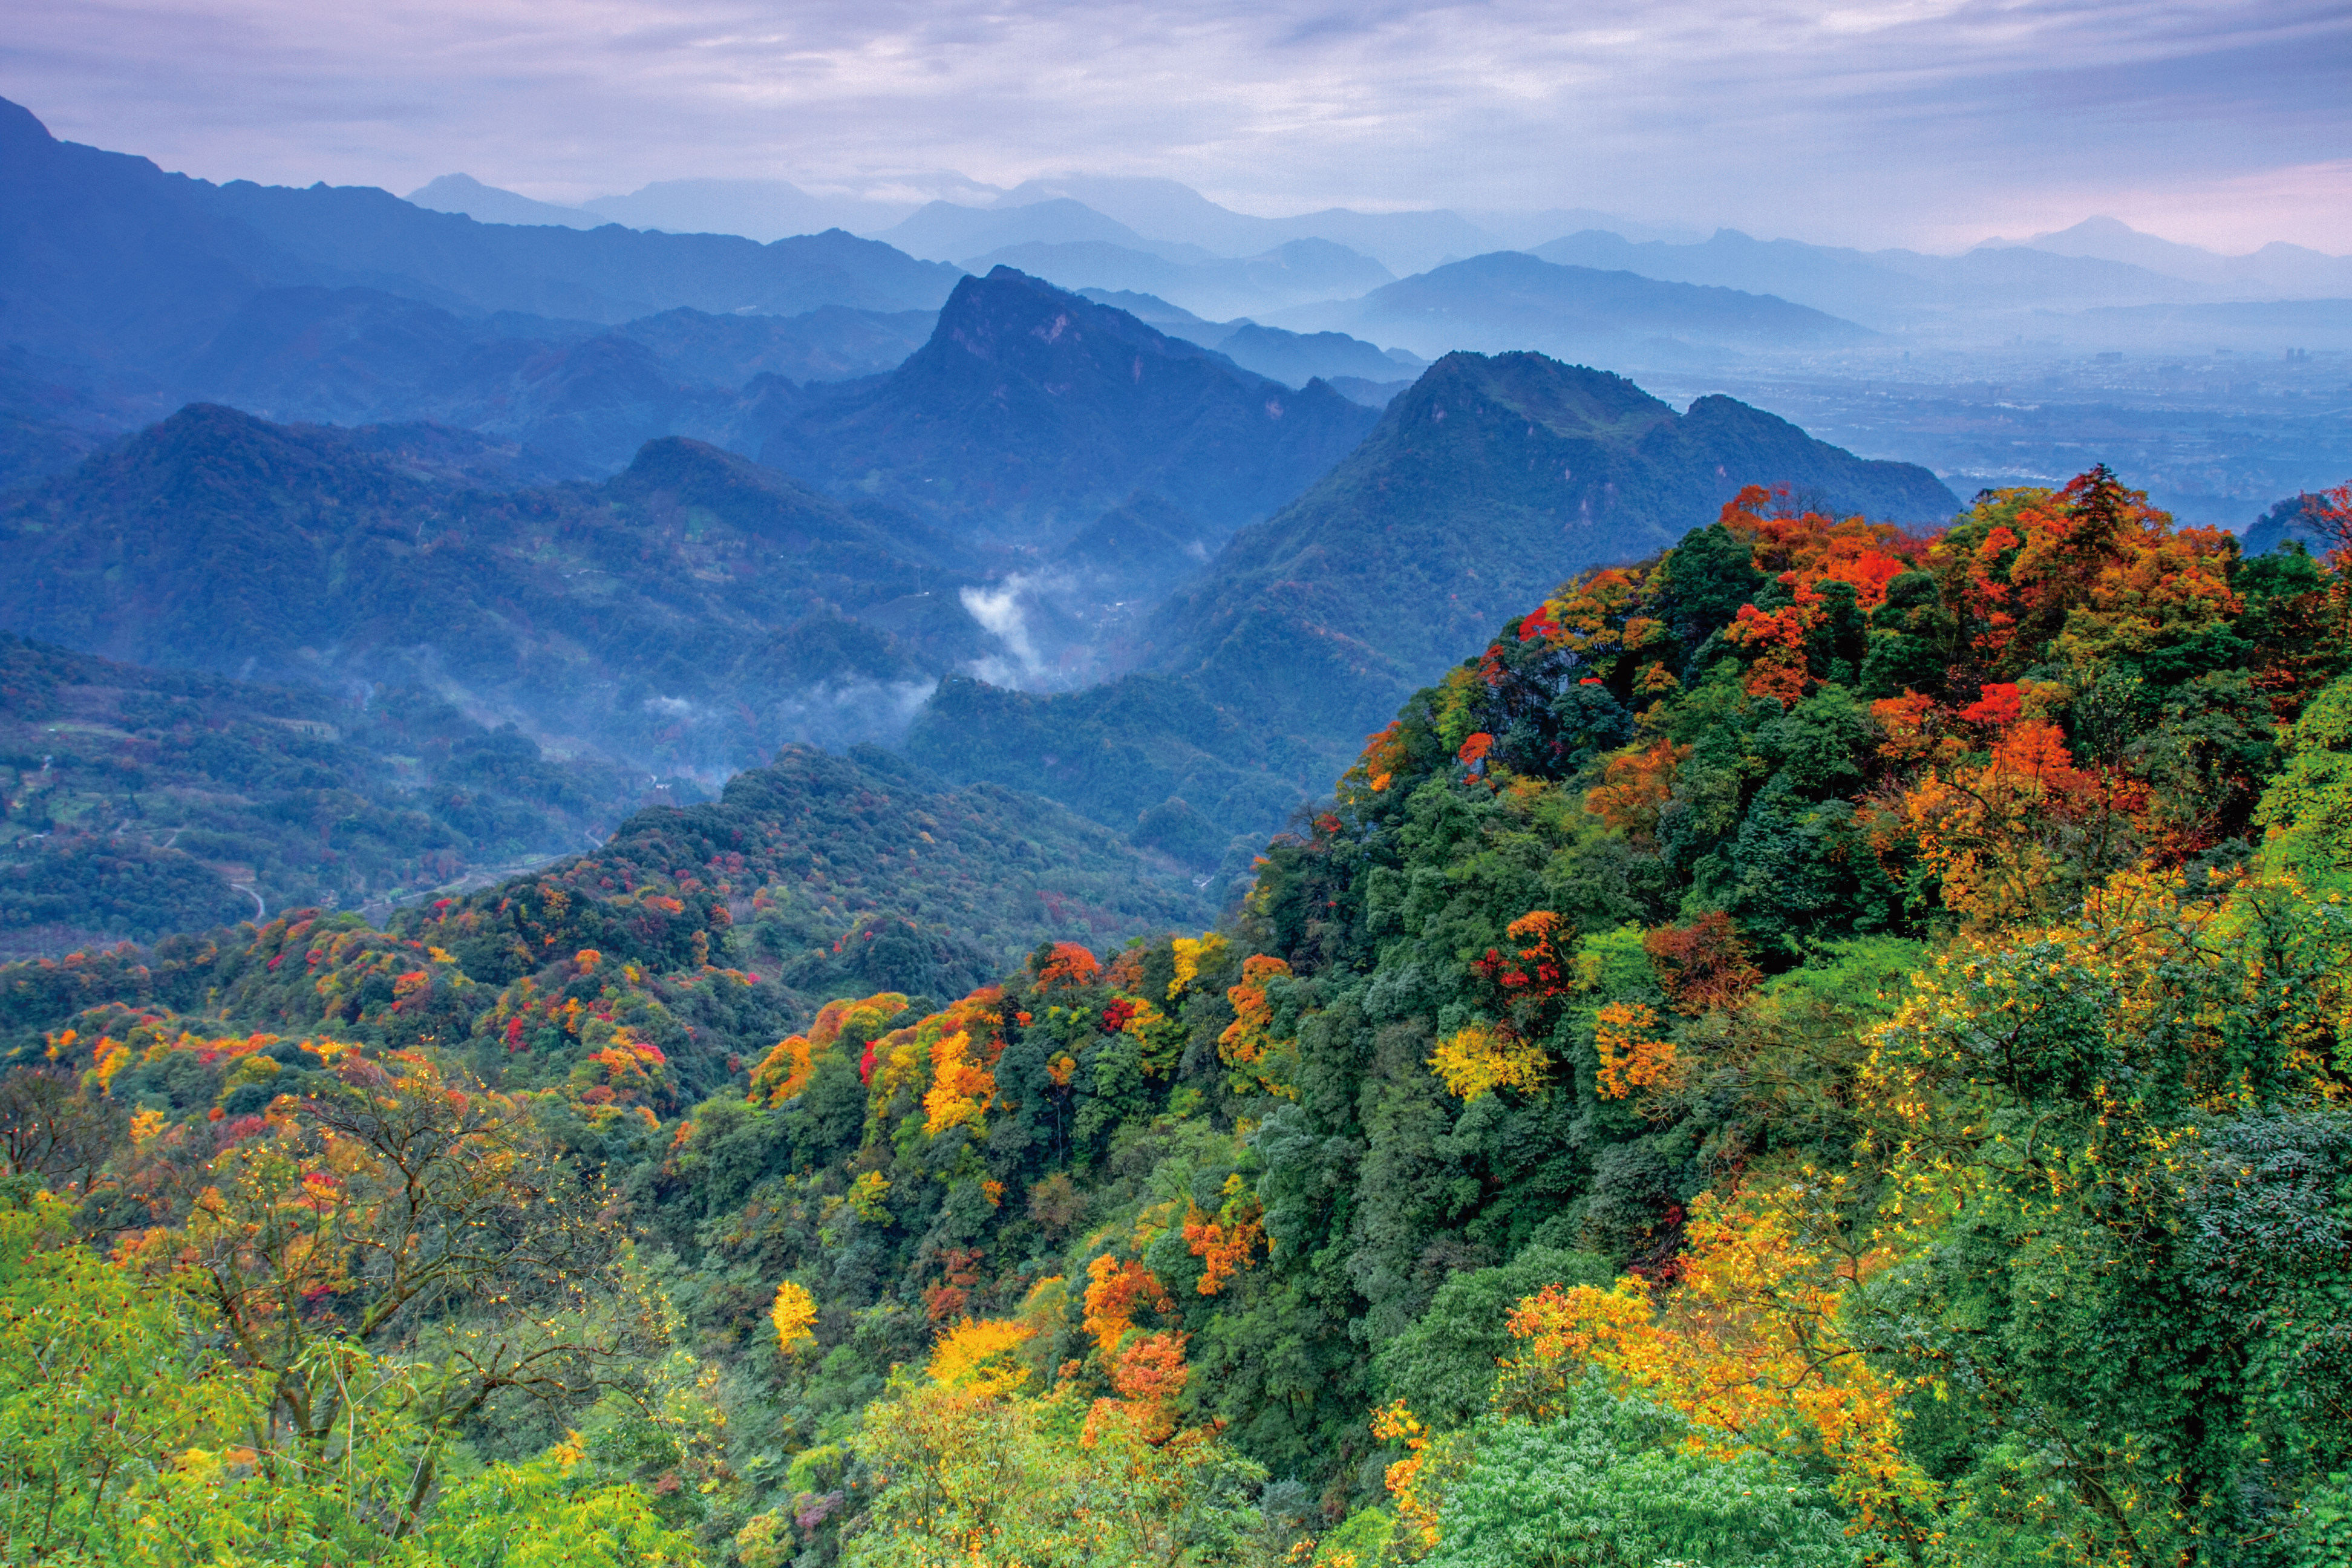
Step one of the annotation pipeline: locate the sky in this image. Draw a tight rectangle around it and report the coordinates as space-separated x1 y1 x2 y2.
5 0 2348 253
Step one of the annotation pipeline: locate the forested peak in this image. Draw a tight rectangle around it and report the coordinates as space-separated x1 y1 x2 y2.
15 400 429 508
1316 467 2336 957
615 432 773 490
1389 350 1676 440
610 433 861 519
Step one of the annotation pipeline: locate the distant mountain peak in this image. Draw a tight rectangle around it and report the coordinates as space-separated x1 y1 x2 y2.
757 267 1378 541
404 172 604 230
2040 215 2148 242
930 266 1229 371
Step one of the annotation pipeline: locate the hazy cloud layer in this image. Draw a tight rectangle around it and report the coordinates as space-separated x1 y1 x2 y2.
7 1 2345 250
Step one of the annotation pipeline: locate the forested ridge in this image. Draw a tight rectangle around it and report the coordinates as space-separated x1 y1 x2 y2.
2 470 2349 1567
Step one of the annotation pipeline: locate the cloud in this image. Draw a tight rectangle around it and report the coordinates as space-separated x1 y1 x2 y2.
2 0 2345 250
959 574 1050 687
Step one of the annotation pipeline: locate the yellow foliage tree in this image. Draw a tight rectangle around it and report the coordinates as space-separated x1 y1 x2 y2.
927 1318 1037 1395
1501 1178 1931 1543
922 1028 997 1137
772 1280 818 1354
1426 1024 1549 1101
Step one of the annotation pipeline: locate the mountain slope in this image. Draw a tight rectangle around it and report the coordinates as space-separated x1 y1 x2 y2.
1148 351 1957 740
760 268 1380 543
177 285 933 474
0 406 988 768
906 353 1957 844
0 632 661 951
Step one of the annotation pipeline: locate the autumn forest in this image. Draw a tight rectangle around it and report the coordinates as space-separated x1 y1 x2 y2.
1 451 2347 1568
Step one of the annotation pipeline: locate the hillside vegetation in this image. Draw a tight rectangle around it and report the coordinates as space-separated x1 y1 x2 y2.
0 632 666 949
4 469 2347 1567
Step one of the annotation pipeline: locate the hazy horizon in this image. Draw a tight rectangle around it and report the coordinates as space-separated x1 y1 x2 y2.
5 1 2345 256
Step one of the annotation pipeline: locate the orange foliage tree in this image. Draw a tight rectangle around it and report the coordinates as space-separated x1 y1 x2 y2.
748 991 907 1105
1082 1253 1175 1358
1218 955 1298 1097
1182 1173 1266 1296
1584 741 1689 848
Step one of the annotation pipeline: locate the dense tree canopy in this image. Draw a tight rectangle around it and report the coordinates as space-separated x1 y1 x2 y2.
1 468 2346 1566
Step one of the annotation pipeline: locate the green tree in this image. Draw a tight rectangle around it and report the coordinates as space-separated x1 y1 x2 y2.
1422 1377 1867 1568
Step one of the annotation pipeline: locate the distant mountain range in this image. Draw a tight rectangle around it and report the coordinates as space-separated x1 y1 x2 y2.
0 94 962 479
1996 217 2352 297
15 89 2337 511
1532 221 2352 336
405 154 2352 329
0 98 957 379
1282 252 1876 364
958 238 1396 323
174 287 935 477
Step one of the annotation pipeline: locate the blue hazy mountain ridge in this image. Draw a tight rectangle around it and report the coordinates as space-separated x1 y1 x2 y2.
201 183 960 324
1214 324 1424 388
2242 494 2329 557
878 197 1220 267
0 405 999 771
407 173 604 229
1063 293 1426 397
1287 252 1878 363
178 285 935 474
978 176 1507 275
580 178 923 244
0 94 961 387
956 237 1397 321
1527 224 2352 330
757 268 1382 544
904 348 1958 854
1146 351 1958 738
2007 216 2352 296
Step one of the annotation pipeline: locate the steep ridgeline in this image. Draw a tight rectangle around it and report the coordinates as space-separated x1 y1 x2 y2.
0 96 957 377
0 632 663 952
0 95 955 481
907 351 1956 854
760 268 1379 547
1156 352 1958 738
0 405 991 769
